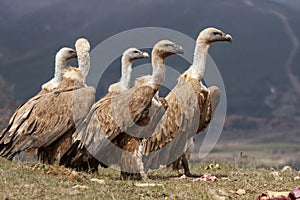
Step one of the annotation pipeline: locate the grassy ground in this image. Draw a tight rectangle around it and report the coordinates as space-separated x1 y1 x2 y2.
0 157 299 200
193 129 300 169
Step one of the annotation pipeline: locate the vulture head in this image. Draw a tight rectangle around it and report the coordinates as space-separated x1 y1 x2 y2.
56 47 77 62
75 38 90 54
108 48 149 93
198 27 232 45
123 48 149 62
152 40 184 58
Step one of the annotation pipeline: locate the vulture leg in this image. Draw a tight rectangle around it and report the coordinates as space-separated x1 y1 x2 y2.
181 154 198 177
120 171 142 180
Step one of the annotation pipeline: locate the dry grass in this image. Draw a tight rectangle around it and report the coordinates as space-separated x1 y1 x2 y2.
0 157 299 200
193 129 300 170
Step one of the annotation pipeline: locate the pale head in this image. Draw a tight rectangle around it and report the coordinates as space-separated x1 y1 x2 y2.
122 48 149 62
197 27 232 45
56 47 77 61
152 40 184 58
75 38 90 53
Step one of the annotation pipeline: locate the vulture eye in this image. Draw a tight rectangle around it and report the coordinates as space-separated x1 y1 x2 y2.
213 32 221 36
69 50 74 53
133 50 139 53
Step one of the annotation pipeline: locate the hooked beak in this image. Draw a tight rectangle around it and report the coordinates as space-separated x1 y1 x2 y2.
174 45 184 54
142 52 149 58
70 51 77 59
223 33 232 42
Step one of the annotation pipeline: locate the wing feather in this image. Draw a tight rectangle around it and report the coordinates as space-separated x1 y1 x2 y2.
0 86 95 162
63 86 156 168
142 77 202 169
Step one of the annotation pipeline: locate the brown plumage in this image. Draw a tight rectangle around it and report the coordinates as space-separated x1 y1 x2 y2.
142 28 232 176
61 86 155 171
0 38 95 164
59 47 150 171
0 86 95 163
61 40 183 180
141 76 202 171
114 41 183 179
170 85 220 177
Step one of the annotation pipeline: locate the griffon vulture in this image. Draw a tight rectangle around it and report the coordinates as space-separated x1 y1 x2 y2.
61 41 183 180
0 38 95 164
142 27 232 177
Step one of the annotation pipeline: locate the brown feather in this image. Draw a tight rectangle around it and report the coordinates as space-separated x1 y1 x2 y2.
169 85 218 176
61 85 157 170
145 27 231 175
0 85 95 164
61 40 183 177
142 75 216 170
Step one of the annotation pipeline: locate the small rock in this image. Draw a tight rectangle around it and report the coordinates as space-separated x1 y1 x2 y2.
90 178 105 185
220 177 230 181
294 176 300 180
22 184 34 189
215 163 220 169
69 189 81 195
236 189 246 195
218 189 229 196
135 183 164 187
214 196 226 200
71 170 78 176
209 189 227 200
281 166 292 172
267 191 289 198
178 175 186 179
270 171 283 181
270 171 280 176
72 185 88 190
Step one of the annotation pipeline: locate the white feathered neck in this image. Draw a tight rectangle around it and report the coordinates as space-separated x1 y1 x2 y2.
185 42 210 81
